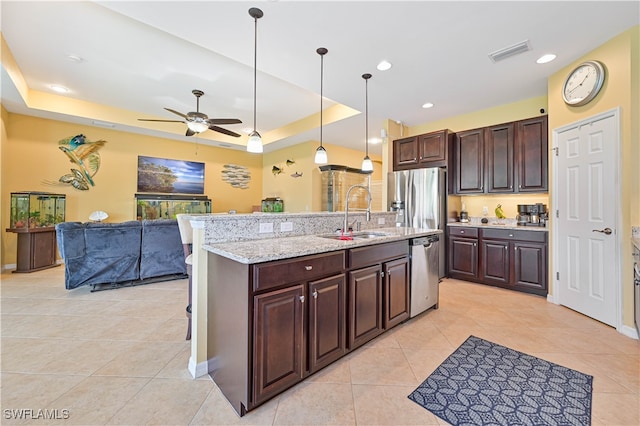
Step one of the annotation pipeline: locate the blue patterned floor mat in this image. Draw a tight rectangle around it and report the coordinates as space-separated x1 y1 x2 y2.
408 335 593 426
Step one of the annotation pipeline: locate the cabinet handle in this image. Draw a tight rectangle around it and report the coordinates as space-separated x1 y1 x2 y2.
304 265 313 271
510 185 512 189
509 234 513 237
473 243 476 247
312 290 318 299
299 295 305 303
460 230 465 234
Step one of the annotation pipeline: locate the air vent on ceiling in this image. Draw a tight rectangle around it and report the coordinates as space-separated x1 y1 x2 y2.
488 40 531 63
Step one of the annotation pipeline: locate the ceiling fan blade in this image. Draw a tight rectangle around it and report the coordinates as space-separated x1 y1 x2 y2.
164 108 189 119
209 125 242 138
138 118 185 123
185 128 196 137
207 118 242 125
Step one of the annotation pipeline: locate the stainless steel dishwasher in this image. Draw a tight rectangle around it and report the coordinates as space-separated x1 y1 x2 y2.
410 234 440 317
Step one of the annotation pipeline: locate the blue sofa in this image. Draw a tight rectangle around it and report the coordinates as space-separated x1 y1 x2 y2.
55 219 187 290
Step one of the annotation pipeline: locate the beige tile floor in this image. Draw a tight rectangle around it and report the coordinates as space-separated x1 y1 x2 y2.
1 266 638 425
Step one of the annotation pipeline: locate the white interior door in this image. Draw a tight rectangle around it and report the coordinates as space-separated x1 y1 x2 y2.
554 109 619 327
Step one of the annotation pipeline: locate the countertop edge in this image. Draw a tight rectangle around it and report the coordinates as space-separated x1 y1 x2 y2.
447 222 548 232
203 227 442 264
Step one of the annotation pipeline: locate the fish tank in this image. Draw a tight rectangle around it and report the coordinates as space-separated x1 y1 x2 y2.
135 193 211 220
9 192 66 230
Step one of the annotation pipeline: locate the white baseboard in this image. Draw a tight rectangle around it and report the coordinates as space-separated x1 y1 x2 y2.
546 293 558 304
2 263 17 272
188 356 210 379
618 324 639 340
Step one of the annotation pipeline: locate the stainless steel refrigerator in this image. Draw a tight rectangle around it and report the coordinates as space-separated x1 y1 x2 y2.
387 168 447 278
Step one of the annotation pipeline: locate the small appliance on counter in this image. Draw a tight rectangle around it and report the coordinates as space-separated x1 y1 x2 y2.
460 203 469 223
261 197 284 212
517 203 547 227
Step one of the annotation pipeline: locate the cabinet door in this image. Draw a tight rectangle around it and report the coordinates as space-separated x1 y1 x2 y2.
308 274 346 373
348 265 383 349
480 239 510 286
392 136 419 170
448 236 478 279
485 123 515 193
516 116 548 192
253 285 305 405
454 129 484 193
383 257 410 330
513 241 547 294
418 131 447 168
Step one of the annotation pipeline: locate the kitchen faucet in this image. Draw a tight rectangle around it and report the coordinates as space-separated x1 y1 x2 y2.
343 184 372 233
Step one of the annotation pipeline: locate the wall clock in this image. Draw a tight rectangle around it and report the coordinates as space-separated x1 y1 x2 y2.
562 60 605 107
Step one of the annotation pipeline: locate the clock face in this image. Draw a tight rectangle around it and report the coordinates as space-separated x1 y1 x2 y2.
562 61 605 106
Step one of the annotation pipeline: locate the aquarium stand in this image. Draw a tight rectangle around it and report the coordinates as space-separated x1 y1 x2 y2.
7 227 60 273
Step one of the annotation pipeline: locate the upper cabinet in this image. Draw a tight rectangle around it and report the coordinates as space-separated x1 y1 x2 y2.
392 129 454 171
451 115 548 195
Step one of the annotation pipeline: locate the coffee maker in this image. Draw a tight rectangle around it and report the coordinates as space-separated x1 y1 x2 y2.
517 203 547 227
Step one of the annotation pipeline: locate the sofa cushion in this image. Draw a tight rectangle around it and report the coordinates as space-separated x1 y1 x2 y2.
140 219 187 280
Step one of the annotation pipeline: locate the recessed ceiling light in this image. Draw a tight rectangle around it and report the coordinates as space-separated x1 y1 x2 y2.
377 60 392 71
67 54 84 63
422 102 434 109
50 85 69 93
536 54 557 64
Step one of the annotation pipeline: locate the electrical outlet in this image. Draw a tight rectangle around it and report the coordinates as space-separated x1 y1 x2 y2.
259 222 273 233
378 217 385 225
280 222 293 232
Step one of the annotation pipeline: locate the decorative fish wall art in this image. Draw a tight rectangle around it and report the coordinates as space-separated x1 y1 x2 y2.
221 164 251 189
55 134 107 190
272 159 301 178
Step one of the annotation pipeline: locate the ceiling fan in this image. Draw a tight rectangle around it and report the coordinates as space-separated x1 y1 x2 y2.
138 89 242 137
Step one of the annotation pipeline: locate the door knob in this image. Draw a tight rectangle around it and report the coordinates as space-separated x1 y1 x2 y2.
592 227 612 235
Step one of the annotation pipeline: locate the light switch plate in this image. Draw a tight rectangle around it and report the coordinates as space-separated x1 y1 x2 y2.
280 222 293 232
378 217 385 225
259 223 273 233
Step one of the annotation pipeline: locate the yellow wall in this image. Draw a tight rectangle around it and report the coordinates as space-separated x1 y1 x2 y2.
547 26 639 327
1 113 263 266
262 141 383 213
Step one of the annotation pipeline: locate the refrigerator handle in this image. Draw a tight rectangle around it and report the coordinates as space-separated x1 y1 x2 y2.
406 171 413 227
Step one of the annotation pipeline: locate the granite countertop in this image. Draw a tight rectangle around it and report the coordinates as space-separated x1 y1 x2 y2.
203 227 441 264
447 221 549 232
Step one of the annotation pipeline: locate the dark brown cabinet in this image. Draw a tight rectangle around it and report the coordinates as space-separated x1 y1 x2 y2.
308 274 347 373
453 128 484 193
516 116 548 192
209 239 414 416
253 285 305 405
348 265 383 349
448 226 548 296
452 115 547 195
448 227 479 280
485 122 515 193
392 129 453 171
383 257 410 329
8 228 59 273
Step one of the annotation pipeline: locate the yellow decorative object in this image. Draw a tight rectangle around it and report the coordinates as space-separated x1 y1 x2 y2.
495 204 506 219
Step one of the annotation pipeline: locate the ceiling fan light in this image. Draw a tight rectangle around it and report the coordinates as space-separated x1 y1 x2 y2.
247 130 263 153
361 155 373 172
187 120 209 133
314 145 328 164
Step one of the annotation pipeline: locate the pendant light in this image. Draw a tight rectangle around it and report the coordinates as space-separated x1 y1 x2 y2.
361 73 373 172
314 47 328 164
247 7 263 153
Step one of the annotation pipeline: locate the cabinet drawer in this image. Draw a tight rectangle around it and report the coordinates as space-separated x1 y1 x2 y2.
348 240 409 269
448 226 478 238
253 251 346 292
481 228 547 242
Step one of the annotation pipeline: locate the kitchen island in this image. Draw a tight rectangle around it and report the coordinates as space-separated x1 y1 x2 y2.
201 222 439 416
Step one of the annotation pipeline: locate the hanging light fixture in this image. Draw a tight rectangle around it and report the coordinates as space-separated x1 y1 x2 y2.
361 73 373 172
247 7 264 153
314 47 328 165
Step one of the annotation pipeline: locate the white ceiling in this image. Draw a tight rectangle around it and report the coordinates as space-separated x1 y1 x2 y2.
1 1 638 155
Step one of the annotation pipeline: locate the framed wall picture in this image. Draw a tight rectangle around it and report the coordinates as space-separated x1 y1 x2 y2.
137 156 205 194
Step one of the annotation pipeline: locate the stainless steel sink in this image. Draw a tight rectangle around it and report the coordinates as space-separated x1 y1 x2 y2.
318 231 389 241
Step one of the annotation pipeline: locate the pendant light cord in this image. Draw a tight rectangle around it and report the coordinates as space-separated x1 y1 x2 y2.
365 77 368 157
320 52 323 148
253 15 258 133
